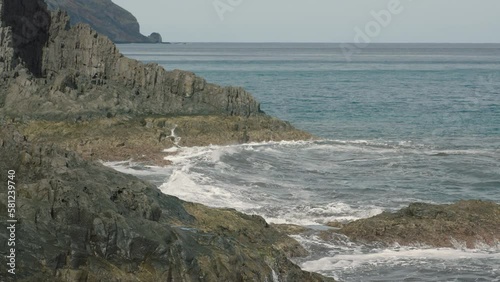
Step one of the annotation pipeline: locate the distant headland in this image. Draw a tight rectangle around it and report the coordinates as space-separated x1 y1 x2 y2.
45 0 163 43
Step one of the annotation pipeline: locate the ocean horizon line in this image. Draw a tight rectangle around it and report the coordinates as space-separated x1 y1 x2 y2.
119 41 500 46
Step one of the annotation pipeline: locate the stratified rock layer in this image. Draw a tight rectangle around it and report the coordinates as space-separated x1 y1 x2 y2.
0 126 333 281
336 201 500 248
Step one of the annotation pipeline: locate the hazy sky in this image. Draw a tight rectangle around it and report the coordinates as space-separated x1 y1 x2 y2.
113 0 500 43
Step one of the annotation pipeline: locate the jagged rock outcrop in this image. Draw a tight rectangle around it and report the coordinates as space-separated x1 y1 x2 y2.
332 201 500 248
0 125 333 281
0 0 262 120
0 0 312 164
0 2 329 281
44 0 158 43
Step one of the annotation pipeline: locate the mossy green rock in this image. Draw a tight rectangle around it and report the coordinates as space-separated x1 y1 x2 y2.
18 116 313 165
335 201 500 248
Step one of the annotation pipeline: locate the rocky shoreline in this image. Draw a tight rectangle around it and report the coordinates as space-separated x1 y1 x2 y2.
1 0 498 281
1 0 312 164
333 200 500 249
0 125 332 282
17 115 313 166
274 201 500 251
0 1 328 281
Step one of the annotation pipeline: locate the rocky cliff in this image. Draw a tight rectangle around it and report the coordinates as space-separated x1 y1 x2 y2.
0 0 312 164
0 125 332 281
0 1 327 281
44 0 159 43
0 0 260 120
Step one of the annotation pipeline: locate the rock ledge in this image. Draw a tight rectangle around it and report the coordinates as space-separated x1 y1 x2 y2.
335 201 500 248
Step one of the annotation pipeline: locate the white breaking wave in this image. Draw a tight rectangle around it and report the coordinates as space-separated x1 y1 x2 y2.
261 202 384 226
161 138 497 168
301 248 500 273
103 139 500 281
159 168 260 210
102 160 171 176
157 140 390 225
163 139 315 163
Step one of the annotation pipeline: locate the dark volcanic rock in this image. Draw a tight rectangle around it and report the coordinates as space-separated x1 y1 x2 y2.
0 0 262 120
0 125 333 281
336 201 500 248
44 0 155 43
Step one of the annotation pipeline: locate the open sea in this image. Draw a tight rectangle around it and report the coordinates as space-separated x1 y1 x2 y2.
112 43 500 281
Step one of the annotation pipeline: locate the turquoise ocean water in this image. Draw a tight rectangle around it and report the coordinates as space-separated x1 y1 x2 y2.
113 43 500 281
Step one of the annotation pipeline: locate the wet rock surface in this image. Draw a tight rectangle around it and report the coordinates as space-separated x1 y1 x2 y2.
0 125 333 281
334 201 500 248
18 116 313 165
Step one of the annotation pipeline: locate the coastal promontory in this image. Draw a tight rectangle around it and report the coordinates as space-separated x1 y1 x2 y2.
44 0 160 43
0 0 312 164
0 0 329 281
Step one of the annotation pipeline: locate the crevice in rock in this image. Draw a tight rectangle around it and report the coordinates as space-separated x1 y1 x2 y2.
2 0 50 77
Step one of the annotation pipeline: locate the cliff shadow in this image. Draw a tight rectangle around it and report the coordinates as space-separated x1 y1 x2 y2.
2 0 50 77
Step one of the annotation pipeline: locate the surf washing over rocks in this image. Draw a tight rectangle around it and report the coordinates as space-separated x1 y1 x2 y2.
110 43 500 281
107 139 500 281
